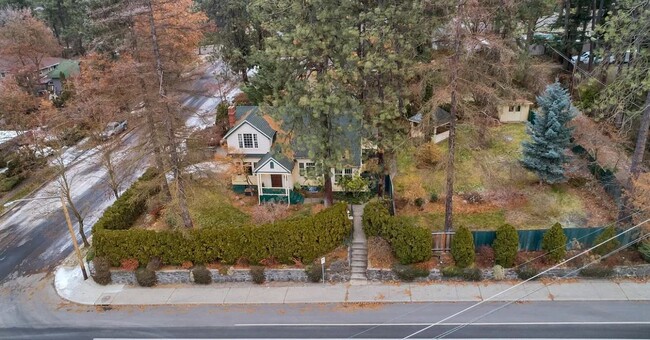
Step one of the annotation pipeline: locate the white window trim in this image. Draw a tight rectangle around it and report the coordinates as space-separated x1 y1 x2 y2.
238 133 259 149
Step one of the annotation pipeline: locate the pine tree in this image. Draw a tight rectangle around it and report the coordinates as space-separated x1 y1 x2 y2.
521 82 576 184
542 222 568 264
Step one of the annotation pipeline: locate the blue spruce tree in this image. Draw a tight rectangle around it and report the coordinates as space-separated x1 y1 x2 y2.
521 82 577 184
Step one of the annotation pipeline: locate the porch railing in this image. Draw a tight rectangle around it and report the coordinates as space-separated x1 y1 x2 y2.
261 187 288 196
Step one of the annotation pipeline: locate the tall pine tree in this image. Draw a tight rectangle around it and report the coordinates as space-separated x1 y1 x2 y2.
521 82 576 184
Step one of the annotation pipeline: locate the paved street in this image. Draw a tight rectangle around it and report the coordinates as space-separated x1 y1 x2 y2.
0 59 233 284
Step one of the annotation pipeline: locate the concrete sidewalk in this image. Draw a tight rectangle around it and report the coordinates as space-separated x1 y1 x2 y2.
54 266 650 306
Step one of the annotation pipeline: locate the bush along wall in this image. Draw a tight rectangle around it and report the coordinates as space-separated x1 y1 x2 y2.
363 200 432 264
93 168 160 231
94 203 352 267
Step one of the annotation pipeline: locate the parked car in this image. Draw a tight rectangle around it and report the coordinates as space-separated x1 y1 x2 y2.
571 51 615 65
100 120 128 140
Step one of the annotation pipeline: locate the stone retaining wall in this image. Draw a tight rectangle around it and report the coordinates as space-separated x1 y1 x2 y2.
106 266 350 285
367 264 650 282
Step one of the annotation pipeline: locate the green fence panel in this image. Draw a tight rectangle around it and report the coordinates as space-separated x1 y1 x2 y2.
471 227 634 251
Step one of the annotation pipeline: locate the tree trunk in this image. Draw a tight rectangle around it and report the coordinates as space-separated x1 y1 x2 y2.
241 68 249 83
60 173 89 247
563 0 572 70
444 1 462 232
587 0 596 70
146 0 193 228
618 91 650 227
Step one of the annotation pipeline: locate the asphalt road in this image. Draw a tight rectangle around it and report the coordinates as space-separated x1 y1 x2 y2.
0 60 231 284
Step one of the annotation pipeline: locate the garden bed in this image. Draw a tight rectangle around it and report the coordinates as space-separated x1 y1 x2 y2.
394 123 618 230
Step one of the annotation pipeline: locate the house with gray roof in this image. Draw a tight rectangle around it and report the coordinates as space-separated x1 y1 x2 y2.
223 105 365 204
408 106 452 143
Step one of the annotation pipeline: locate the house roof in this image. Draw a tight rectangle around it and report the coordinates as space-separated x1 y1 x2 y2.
47 60 80 79
254 150 294 173
0 55 65 74
408 107 451 126
223 106 276 140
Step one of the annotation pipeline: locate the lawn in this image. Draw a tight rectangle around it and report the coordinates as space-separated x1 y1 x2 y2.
395 123 617 231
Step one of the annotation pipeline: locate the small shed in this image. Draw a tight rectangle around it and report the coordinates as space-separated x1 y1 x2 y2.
497 100 533 123
408 107 452 144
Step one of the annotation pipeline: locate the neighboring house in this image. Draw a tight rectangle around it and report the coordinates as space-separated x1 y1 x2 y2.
497 100 533 123
41 59 80 97
222 106 364 205
0 56 79 96
408 107 452 144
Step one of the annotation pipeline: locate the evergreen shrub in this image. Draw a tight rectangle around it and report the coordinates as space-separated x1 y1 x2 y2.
579 265 614 278
593 226 620 256
542 223 568 263
91 257 112 285
192 266 212 284
392 264 429 282
451 226 475 268
492 265 505 280
362 201 432 264
441 266 463 278
516 266 539 280
461 268 482 281
250 266 265 284
135 268 157 287
493 224 519 268
305 264 322 283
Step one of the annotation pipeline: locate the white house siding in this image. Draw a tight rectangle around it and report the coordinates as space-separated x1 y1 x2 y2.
225 122 272 155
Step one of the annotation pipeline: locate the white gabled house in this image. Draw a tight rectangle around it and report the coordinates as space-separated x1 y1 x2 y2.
223 106 364 204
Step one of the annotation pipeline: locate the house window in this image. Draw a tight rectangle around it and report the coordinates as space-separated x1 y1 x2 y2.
270 162 274 169
299 162 316 176
237 133 258 149
334 168 354 182
509 105 521 112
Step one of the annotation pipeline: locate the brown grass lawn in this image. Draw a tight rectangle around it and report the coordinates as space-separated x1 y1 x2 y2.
395 123 618 231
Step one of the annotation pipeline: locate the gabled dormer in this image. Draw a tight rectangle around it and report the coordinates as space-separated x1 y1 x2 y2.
223 106 276 155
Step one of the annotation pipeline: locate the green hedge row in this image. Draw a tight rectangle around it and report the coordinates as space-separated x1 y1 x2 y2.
363 200 432 264
93 168 159 231
94 203 351 266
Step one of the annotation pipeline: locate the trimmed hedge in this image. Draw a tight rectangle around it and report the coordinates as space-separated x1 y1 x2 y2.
493 224 519 268
593 226 620 256
451 226 475 268
93 168 160 231
94 203 352 267
363 201 432 264
542 222 567 263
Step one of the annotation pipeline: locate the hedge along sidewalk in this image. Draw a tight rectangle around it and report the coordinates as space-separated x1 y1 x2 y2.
55 265 650 306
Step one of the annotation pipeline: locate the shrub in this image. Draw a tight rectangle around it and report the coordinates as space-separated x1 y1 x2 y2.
441 266 462 278
86 247 96 262
451 226 475 268
579 265 614 278
146 257 162 271
192 266 212 284
416 142 443 168
476 246 495 267
0 175 24 192
639 242 650 263
542 223 568 264
493 224 519 268
135 268 157 287
414 197 425 208
461 191 483 204
92 257 112 285
392 264 429 282
120 258 139 271
362 201 432 264
250 266 265 284
181 261 194 269
593 226 620 256
429 192 439 202
94 203 352 267
305 264 323 283
568 177 588 188
93 168 159 231
461 268 482 281
492 265 505 280
516 266 539 280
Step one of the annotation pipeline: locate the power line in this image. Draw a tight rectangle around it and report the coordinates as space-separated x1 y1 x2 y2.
433 231 650 339
401 217 650 339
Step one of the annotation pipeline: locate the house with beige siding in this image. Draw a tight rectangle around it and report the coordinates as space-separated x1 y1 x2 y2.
223 106 364 204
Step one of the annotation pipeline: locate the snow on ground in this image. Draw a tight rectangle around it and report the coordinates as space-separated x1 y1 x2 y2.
48 137 93 167
0 131 20 144
183 87 242 130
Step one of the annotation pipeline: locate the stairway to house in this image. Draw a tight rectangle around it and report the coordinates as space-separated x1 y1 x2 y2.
350 204 368 285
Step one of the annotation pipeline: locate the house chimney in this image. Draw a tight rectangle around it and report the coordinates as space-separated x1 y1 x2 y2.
228 105 236 128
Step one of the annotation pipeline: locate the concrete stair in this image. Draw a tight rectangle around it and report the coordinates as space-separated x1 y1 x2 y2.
349 204 368 285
